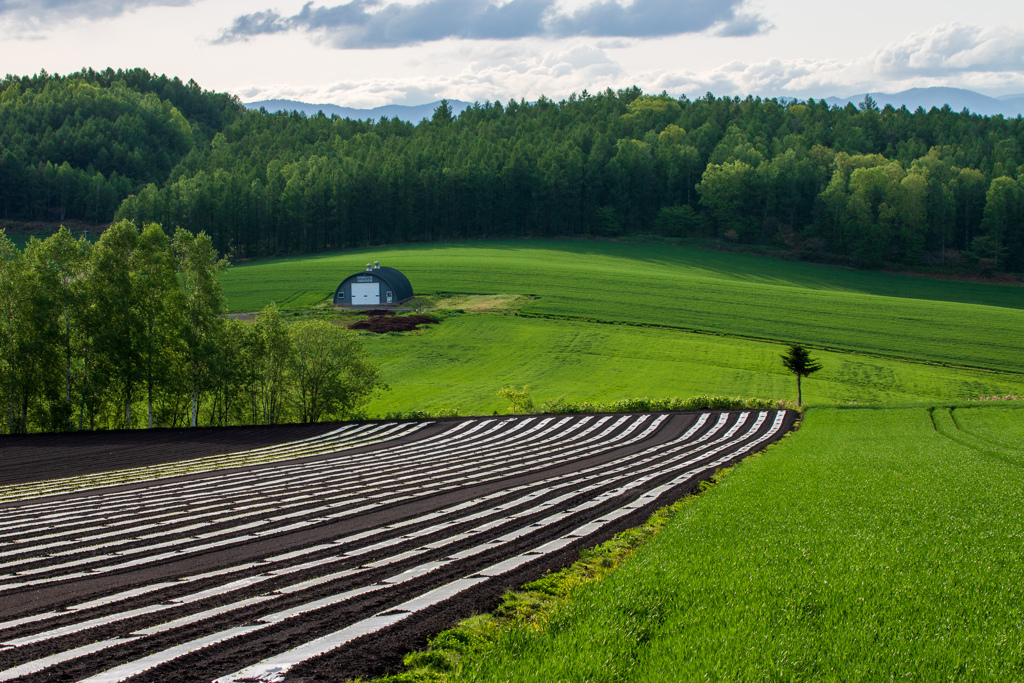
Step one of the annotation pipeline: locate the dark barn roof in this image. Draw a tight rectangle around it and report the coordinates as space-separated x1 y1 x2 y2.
342 266 414 303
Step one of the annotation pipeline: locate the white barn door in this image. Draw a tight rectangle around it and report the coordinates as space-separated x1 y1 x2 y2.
351 282 380 305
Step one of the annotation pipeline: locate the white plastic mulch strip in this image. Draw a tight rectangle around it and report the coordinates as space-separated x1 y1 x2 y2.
0 414 707 644
0 421 419 504
3 415 538 535
0 411 679 598
0 419 503 546
0 417 669 651
2 416 551 550
0 637 140 682
78 626 271 683
0 412 716 652
0 411 785 683
0 421 423 526
85 413 781 683
215 411 787 683
0 414 650 587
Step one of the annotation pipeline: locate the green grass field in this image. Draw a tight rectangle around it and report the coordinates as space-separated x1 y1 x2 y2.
222 240 1024 374
359 315 1024 415
431 404 1024 681
217 241 1024 680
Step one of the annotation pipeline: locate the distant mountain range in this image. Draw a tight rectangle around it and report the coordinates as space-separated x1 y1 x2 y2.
243 99 472 123
824 88 1024 117
245 87 1024 121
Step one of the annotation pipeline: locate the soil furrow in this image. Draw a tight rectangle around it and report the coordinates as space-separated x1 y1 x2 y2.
0 410 795 683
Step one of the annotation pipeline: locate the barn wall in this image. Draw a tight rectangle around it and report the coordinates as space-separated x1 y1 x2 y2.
334 273 395 305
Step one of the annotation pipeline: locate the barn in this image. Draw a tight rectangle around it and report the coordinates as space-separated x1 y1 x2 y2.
333 262 414 307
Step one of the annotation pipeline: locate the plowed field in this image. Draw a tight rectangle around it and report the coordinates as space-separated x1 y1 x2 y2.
0 410 795 682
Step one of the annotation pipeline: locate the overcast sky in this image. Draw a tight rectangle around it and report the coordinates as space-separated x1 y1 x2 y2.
1 0 1023 107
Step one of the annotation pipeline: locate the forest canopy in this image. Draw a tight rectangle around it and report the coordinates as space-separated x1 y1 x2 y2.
2 71 1023 272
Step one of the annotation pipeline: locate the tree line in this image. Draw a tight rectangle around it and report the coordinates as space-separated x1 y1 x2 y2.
0 68 241 224
112 90 1024 272
0 223 384 435
3 71 1024 271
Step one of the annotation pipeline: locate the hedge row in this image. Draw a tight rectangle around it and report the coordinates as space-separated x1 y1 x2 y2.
540 395 794 414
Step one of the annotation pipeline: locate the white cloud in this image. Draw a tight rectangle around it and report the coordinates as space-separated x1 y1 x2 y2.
238 22 1024 108
640 23 1024 99
238 43 626 106
218 0 770 48
0 0 190 25
873 23 1024 76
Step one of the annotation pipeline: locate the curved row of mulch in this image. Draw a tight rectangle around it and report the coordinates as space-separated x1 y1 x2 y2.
0 410 796 683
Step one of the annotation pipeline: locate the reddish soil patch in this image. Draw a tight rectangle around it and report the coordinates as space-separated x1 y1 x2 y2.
349 313 438 333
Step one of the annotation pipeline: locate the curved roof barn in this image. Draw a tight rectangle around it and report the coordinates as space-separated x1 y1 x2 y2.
333 263 414 306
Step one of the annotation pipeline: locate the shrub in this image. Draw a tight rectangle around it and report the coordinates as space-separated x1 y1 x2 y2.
497 385 534 413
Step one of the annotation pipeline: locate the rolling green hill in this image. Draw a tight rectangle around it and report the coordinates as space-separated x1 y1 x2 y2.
218 225 1024 681
222 240 1024 375
359 315 1024 414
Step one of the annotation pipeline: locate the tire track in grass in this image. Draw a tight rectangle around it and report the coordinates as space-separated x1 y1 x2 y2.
931 407 1023 469
947 406 1024 460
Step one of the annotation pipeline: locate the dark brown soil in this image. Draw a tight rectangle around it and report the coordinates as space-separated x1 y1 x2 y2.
0 410 798 683
349 314 438 333
0 423 342 486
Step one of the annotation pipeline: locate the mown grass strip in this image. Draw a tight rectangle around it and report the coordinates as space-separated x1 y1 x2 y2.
367 405 1024 682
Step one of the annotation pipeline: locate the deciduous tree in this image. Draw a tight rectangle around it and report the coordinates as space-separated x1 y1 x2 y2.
289 320 385 423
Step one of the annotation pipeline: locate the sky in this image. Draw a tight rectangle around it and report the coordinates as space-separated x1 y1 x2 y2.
1 0 1023 107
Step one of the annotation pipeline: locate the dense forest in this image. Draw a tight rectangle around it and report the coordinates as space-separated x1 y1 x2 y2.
2 69 1023 271
0 69 240 224
0 224 383 434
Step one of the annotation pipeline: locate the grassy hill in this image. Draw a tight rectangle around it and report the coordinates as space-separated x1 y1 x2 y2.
216 240 1024 681
222 240 1024 374
359 315 1023 415
220 240 1024 413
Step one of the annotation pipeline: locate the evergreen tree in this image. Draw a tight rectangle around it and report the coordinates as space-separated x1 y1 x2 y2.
781 344 823 407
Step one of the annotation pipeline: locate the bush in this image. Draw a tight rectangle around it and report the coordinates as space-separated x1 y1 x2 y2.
497 385 534 413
